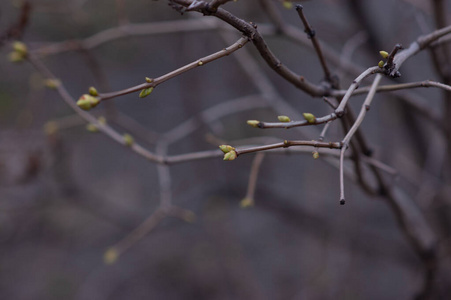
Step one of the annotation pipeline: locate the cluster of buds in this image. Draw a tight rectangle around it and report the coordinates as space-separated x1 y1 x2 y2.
8 41 28 63
378 50 389 68
219 144 237 161
77 94 100 110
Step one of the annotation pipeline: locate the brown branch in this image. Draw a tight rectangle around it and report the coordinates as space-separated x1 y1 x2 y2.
98 36 249 101
295 5 333 84
235 140 342 157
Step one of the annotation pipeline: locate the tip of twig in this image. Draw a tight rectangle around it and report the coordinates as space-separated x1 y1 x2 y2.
339 199 346 205
295 4 303 11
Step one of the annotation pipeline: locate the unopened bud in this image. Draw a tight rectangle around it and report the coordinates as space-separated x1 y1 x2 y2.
88 86 98 96
379 50 389 59
12 41 27 56
219 145 235 153
44 121 58 135
277 115 291 122
123 133 134 146
378 60 384 68
139 87 154 98
103 248 119 265
44 79 61 89
76 94 100 110
246 120 260 128
223 150 237 161
86 123 99 132
302 113 316 124
145 77 153 83
282 1 293 9
240 197 254 208
312 151 319 159
8 51 24 63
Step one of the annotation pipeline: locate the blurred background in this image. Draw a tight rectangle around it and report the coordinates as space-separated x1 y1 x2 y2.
1 0 450 299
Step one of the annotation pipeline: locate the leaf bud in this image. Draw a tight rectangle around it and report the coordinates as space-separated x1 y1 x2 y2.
223 150 237 161
219 145 235 153
123 133 134 146
277 115 291 122
246 120 260 127
302 113 316 124
312 151 319 159
12 41 27 56
44 79 61 89
240 197 254 208
139 87 154 98
88 86 98 96
76 94 100 110
103 248 119 265
378 60 384 68
379 50 389 59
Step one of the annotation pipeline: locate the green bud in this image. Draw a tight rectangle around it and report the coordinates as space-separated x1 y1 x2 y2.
379 50 389 59
197 60 204 66
302 113 316 124
282 1 293 9
103 248 119 265
277 115 291 122
312 151 319 159
77 94 100 110
182 211 196 223
44 121 58 135
86 123 99 132
88 86 98 96
378 60 385 68
123 133 134 146
219 145 235 153
240 197 254 208
12 41 27 56
246 120 260 128
44 79 61 89
98 116 107 125
145 77 153 83
8 51 24 63
139 87 154 98
223 150 237 161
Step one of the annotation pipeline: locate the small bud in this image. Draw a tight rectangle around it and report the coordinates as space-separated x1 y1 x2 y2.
246 120 260 128
98 116 107 125
379 50 389 59
123 133 134 146
378 60 385 68
302 113 316 124
12 41 27 56
44 121 58 135
86 123 99 132
103 248 119 265
312 151 319 159
88 86 98 96
8 51 24 63
145 77 153 83
277 115 291 122
139 87 154 98
77 94 100 111
282 1 293 9
182 211 196 223
219 145 235 153
223 150 237 161
44 79 61 89
240 197 254 208
197 60 203 66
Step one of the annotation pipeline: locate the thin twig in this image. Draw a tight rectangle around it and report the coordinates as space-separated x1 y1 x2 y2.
295 5 333 83
339 74 382 204
98 36 249 101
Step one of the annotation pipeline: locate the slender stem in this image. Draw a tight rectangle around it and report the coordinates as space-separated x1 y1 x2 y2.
295 5 332 83
236 140 342 156
98 36 249 101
